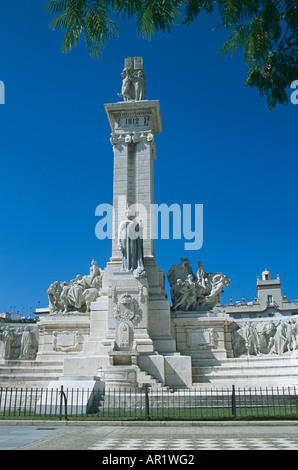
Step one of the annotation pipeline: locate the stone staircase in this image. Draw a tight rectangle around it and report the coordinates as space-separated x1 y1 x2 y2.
136 366 172 391
0 360 171 391
0 360 64 388
3 355 297 392
191 355 298 390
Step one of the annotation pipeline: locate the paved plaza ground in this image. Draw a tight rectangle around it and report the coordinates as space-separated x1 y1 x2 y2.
0 421 298 451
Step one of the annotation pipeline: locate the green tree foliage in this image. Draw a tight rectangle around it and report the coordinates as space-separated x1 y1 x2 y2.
45 0 120 59
45 0 298 109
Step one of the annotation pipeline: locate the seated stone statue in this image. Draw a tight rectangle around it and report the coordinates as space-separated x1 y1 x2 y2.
47 260 103 314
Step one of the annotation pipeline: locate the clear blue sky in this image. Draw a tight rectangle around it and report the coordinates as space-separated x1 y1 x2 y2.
0 2 297 316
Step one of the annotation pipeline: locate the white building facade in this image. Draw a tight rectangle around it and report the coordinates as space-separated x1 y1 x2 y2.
226 269 298 319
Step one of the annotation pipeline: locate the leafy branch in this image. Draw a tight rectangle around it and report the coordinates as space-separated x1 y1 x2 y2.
44 0 298 109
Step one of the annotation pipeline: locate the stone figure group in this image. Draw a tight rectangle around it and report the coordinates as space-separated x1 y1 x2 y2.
167 258 232 312
47 260 102 314
232 318 298 357
118 67 146 101
0 325 37 360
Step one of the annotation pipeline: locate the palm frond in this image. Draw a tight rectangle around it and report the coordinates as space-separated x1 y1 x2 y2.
218 23 251 61
46 0 119 58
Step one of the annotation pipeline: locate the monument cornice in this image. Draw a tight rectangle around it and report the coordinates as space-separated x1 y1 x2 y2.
104 100 162 136
171 313 233 325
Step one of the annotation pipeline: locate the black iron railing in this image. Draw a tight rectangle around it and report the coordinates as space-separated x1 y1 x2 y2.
0 385 298 421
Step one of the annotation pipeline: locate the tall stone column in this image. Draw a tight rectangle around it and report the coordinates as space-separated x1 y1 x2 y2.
105 100 162 264
87 58 192 388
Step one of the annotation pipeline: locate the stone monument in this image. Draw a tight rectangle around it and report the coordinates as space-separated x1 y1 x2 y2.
37 57 192 390
1 58 298 392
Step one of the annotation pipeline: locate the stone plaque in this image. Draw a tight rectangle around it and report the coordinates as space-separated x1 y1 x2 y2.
53 330 80 352
191 330 210 345
125 57 134 69
118 115 150 128
134 57 143 70
186 328 215 350
113 111 151 132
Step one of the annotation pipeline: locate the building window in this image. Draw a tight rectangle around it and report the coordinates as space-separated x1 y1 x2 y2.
267 295 273 305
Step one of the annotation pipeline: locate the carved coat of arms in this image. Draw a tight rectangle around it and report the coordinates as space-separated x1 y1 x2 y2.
114 293 142 325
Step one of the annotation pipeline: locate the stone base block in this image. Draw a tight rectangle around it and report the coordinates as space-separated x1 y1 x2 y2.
98 366 138 389
164 355 192 389
63 355 110 376
109 350 139 366
36 376 103 415
138 353 192 388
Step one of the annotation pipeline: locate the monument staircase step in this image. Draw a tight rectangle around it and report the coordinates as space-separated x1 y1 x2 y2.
0 360 64 388
192 355 298 370
190 355 298 389
136 367 171 391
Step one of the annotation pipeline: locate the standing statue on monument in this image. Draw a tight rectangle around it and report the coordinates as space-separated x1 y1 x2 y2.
196 261 208 289
134 70 146 100
118 57 146 101
19 327 33 360
0 327 14 359
118 67 133 101
118 207 146 278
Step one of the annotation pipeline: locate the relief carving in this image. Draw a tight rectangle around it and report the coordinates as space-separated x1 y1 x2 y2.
231 318 298 357
52 330 80 352
114 293 142 325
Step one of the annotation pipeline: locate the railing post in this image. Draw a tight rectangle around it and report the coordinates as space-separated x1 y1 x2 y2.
231 385 237 420
59 386 63 420
143 384 150 421
59 385 68 420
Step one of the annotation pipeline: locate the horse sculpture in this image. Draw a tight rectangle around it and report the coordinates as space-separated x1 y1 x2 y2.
167 259 231 312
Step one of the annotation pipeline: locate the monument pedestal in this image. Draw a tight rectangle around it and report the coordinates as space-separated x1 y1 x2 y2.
171 311 234 361
36 314 90 362
107 271 153 358
57 258 192 388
